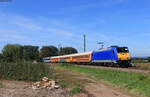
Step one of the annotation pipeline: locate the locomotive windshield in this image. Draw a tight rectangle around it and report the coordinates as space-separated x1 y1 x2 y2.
117 47 129 53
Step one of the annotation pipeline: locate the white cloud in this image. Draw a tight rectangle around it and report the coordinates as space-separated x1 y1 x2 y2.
143 32 150 36
0 12 81 50
0 29 27 42
14 21 42 31
10 15 75 37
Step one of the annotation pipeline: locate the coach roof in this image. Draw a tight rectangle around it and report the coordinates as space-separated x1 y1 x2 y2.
50 51 92 58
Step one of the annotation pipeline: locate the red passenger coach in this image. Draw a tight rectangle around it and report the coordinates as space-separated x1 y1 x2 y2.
50 52 92 63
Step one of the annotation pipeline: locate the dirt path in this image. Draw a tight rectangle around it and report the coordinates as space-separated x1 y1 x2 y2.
85 82 131 97
55 67 135 97
0 80 70 97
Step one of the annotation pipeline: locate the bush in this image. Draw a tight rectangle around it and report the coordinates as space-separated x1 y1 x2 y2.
59 47 78 55
0 53 4 62
23 45 39 61
2 44 23 62
0 62 51 81
1 44 40 62
148 57 150 62
40 46 58 58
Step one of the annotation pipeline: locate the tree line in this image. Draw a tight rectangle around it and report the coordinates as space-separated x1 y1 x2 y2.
132 57 150 63
0 44 78 62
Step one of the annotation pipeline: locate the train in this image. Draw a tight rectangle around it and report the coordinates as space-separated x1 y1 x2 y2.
43 46 132 67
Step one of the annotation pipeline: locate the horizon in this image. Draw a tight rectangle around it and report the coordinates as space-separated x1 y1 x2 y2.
0 0 150 57
0 43 148 58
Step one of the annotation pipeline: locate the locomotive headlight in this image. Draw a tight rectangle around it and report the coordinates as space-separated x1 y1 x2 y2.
127 57 130 60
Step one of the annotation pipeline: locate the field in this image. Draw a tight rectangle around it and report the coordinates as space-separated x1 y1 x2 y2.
51 65 135 97
0 62 150 97
134 63 150 70
56 64 150 97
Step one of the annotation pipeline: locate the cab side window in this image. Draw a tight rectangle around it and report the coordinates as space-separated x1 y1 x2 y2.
112 50 115 54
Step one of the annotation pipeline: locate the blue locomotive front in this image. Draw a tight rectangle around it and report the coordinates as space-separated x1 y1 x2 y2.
92 46 131 67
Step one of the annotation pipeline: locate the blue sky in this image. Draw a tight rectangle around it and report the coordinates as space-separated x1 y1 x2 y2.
0 0 150 57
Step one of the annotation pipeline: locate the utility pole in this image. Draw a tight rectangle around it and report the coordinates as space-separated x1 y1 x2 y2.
97 42 104 49
83 34 86 52
58 44 61 55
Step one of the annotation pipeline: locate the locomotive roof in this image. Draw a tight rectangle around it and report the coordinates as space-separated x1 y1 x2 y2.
94 46 128 52
94 47 113 52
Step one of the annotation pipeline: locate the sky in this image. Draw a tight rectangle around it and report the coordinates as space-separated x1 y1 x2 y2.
0 0 150 57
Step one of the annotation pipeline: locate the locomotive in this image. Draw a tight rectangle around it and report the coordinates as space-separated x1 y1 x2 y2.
44 46 132 67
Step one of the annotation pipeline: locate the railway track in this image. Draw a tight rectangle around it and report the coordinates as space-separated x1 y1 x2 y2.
50 63 150 74
77 64 150 74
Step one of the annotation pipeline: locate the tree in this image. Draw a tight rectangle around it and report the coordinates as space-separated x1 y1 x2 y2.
59 47 78 55
2 44 23 62
40 46 58 58
22 45 39 61
148 57 150 62
0 53 3 62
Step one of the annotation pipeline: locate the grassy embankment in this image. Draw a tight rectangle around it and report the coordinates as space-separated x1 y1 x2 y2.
58 64 150 97
0 62 52 81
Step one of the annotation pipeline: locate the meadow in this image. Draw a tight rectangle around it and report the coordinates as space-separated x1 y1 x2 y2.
58 64 150 97
135 63 150 70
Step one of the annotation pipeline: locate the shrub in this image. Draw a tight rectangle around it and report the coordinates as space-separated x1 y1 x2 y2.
1 44 40 62
2 44 23 62
0 62 51 81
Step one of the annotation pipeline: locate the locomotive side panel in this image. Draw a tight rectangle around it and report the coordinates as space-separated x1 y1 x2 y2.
92 49 118 63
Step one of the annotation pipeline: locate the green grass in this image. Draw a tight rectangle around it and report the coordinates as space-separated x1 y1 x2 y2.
69 87 83 95
0 83 4 88
58 65 150 97
0 62 52 81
